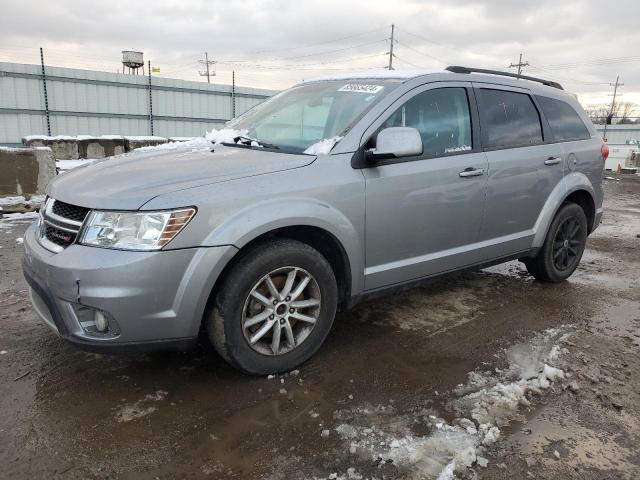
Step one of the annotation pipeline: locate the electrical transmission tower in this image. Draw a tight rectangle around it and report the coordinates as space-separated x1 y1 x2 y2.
198 52 216 83
603 76 624 140
509 53 529 78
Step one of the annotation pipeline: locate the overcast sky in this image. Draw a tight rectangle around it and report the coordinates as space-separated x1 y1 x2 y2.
1 0 639 108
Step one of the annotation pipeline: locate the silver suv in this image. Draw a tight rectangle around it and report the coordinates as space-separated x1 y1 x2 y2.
23 67 604 374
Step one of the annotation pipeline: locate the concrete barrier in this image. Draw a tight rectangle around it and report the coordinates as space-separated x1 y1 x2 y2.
124 136 168 151
77 136 126 158
23 135 79 160
22 135 169 159
0 146 56 198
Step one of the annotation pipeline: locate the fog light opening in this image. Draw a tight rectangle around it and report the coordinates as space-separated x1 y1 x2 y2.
94 311 109 332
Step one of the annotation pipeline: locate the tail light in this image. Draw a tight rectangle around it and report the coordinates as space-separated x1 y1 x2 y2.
601 139 609 162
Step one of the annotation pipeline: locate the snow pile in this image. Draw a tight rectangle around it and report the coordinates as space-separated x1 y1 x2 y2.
330 329 569 479
304 136 342 155
0 195 44 208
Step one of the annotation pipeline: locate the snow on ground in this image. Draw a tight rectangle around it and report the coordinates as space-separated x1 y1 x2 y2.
0 195 45 209
0 212 38 221
304 136 343 155
327 328 570 479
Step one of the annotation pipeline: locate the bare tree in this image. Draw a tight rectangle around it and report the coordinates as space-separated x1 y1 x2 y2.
617 102 639 124
583 102 638 124
584 104 610 124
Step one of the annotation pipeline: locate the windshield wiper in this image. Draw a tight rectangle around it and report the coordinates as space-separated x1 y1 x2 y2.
233 135 280 150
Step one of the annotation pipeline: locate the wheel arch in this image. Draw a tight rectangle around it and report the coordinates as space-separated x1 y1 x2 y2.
204 224 355 326
532 172 597 248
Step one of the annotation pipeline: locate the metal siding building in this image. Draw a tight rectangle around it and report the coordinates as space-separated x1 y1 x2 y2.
595 125 640 145
0 62 275 145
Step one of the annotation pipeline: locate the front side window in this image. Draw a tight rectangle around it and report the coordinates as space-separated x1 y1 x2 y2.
380 87 473 158
478 89 543 149
537 96 590 141
227 80 399 153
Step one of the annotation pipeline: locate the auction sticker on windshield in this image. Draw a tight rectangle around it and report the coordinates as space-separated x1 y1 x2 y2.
338 84 384 94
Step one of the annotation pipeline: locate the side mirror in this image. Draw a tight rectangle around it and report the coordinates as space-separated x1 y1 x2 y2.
366 127 423 161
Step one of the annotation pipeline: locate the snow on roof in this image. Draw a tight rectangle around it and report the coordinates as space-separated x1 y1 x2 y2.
302 69 445 83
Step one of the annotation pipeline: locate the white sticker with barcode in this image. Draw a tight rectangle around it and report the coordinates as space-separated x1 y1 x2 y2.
338 84 384 94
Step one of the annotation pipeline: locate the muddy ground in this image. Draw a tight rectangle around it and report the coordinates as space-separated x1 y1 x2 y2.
1 175 639 479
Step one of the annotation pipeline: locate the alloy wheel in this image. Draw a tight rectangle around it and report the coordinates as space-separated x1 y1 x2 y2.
241 266 321 356
552 216 583 271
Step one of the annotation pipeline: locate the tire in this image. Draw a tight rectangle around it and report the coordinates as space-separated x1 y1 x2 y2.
525 202 588 282
206 238 338 375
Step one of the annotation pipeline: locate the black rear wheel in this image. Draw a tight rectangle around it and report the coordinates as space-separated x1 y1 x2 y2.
525 202 588 282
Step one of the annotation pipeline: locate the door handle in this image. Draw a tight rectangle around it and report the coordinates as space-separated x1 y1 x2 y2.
459 168 485 178
544 157 561 165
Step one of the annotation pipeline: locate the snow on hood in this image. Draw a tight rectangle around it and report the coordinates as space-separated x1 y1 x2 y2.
134 128 251 154
303 136 343 155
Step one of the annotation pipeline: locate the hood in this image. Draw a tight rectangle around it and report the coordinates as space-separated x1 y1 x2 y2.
47 144 316 210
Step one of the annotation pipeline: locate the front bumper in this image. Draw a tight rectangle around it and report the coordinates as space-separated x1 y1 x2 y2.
22 223 237 353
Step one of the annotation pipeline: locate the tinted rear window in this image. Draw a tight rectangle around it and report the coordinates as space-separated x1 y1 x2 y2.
537 96 590 141
477 89 543 149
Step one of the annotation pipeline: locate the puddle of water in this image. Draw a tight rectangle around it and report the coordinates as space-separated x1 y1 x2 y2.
508 411 639 475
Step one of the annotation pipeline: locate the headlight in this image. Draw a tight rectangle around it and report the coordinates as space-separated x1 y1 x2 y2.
79 208 196 251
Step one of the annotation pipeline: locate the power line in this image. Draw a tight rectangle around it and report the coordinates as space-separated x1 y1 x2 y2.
393 39 448 64
237 26 388 56
218 39 388 64
537 56 640 70
394 26 445 47
527 65 609 86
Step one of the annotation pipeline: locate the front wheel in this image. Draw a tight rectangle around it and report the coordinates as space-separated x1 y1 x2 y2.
525 202 588 282
206 239 338 375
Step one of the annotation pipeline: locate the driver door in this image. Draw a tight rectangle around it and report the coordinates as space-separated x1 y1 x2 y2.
362 83 489 290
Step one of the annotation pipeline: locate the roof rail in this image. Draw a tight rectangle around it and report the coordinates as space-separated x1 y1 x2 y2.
445 66 563 90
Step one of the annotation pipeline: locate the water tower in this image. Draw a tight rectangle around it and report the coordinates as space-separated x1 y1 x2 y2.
122 50 144 75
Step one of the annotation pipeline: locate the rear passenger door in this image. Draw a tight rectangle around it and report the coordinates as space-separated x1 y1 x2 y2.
474 84 563 256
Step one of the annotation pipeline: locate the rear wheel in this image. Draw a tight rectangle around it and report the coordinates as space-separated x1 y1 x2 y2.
206 239 338 375
525 202 588 282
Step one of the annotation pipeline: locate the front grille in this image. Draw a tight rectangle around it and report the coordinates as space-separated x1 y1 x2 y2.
52 200 90 223
44 225 76 247
38 198 90 252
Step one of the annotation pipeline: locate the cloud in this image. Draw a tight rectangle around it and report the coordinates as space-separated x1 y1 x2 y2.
0 0 638 104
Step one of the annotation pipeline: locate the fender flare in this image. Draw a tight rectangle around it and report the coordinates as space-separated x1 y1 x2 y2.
532 172 596 248
202 197 365 295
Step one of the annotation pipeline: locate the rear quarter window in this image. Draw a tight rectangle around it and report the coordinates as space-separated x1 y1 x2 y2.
537 96 591 141
477 89 543 149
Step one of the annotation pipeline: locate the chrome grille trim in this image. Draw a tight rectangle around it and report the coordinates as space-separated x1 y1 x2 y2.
37 198 90 253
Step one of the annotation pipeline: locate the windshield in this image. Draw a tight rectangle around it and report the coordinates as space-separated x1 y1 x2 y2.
226 80 399 153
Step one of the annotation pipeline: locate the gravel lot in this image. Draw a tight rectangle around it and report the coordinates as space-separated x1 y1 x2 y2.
1 174 639 479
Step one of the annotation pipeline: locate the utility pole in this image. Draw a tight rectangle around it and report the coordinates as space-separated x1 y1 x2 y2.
603 75 623 140
388 24 395 71
199 53 215 83
39 47 51 136
509 53 529 79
